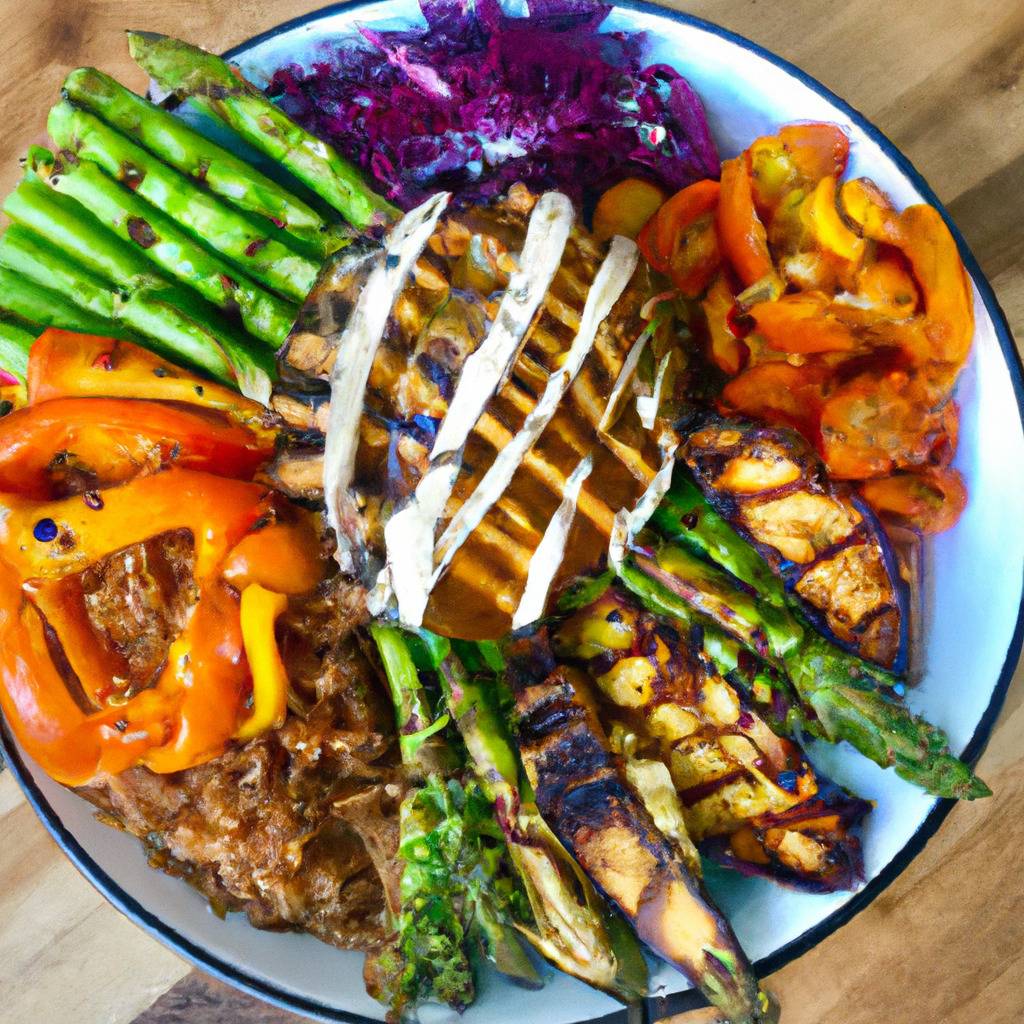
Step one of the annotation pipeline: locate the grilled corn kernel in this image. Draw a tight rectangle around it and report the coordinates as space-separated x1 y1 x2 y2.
646 703 701 742
596 656 656 708
699 676 741 726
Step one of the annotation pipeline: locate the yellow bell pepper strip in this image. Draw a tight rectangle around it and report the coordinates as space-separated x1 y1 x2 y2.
27 329 272 431
804 175 865 263
701 275 747 375
0 396 275 499
235 583 290 741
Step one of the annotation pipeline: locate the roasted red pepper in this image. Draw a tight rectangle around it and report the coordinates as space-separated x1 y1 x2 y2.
0 397 274 499
638 179 721 296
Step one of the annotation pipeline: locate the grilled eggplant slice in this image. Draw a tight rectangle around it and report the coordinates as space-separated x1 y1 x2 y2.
506 631 776 1024
554 589 868 892
680 417 907 670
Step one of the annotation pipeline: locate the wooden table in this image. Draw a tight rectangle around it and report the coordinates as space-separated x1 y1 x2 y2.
1 1 1022 1022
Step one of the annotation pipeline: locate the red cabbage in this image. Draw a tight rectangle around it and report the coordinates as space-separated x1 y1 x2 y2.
266 0 719 209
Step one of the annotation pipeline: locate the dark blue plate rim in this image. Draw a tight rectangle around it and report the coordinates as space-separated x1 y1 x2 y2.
2 2 1021 1023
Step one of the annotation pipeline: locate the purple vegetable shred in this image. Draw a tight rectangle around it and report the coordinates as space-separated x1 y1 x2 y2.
266 0 719 209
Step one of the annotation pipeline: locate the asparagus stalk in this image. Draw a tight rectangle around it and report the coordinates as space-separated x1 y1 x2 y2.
47 101 320 302
127 31 400 230
50 156 298 347
0 266 123 338
0 318 40 381
437 650 649 1002
5 161 166 290
368 626 540 1015
0 217 273 398
620 546 989 799
62 66 345 255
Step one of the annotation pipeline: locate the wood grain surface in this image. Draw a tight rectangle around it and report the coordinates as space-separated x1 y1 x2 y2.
0 1 1022 1023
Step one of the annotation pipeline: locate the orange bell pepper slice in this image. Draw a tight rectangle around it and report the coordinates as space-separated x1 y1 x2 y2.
719 360 831 439
860 466 967 534
27 330 270 430
717 156 775 287
0 468 321 785
593 178 667 241
638 179 721 296
750 292 860 354
0 397 275 500
222 515 325 595
778 122 850 182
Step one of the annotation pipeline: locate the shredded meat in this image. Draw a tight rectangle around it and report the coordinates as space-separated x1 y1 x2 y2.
78 530 403 953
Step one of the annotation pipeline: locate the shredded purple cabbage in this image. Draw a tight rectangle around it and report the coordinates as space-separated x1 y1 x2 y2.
266 0 719 209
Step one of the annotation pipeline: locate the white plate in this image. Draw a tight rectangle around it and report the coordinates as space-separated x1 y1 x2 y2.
3 3 1023 1022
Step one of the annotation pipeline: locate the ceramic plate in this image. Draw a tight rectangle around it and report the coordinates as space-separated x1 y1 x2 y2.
3 3 1023 1022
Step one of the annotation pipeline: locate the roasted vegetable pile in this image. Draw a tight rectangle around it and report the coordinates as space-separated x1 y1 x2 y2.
0 5 991 1024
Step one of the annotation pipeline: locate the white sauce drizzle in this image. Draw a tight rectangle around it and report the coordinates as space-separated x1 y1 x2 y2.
608 438 679 572
433 235 639 596
511 453 593 630
636 350 672 431
597 320 654 433
430 191 574 459
322 191 450 573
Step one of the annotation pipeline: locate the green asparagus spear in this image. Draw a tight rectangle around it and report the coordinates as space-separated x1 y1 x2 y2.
0 225 117 322
620 547 989 799
62 67 345 254
0 215 275 397
51 156 297 347
127 31 400 230
437 651 649 1002
0 318 40 381
0 266 123 338
368 626 540 1015
47 101 320 302
5 161 165 291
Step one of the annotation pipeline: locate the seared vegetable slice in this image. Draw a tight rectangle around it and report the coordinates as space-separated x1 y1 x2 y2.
555 590 869 892
438 647 647 1001
0 318 38 382
678 417 906 670
127 32 400 230
618 544 989 800
507 632 777 1024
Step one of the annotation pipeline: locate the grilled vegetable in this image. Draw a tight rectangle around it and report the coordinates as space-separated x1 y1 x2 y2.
368 627 540 1018
62 66 342 254
48 101 320 303
507 631 777 1024
0 264 122 339
555 589 869 892
437 645 648 1000
678 417 907 670
618 540 988 800
3 168 274 394
0 319 38 382
51 155 297 347
127 32 400 230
